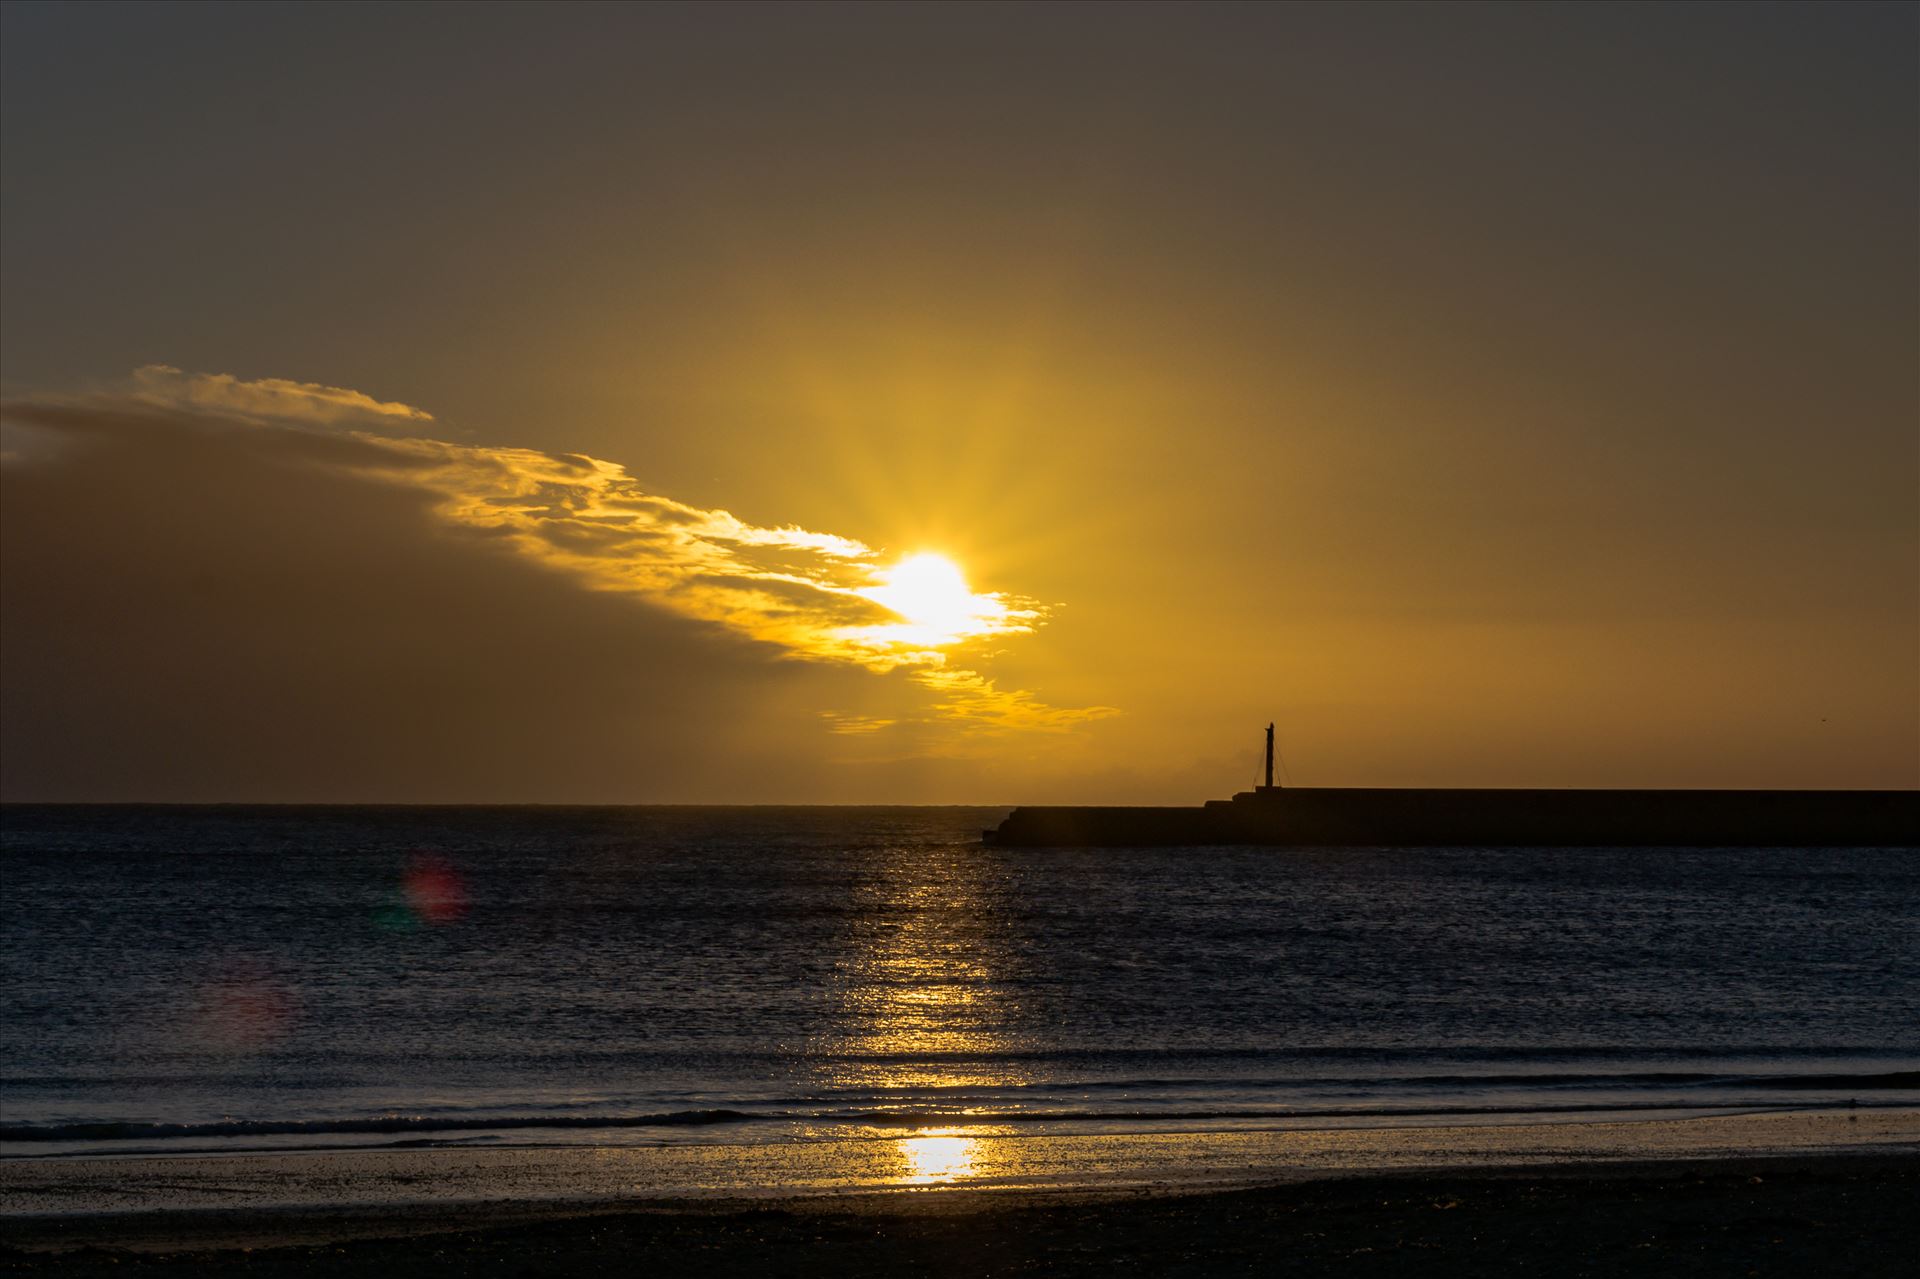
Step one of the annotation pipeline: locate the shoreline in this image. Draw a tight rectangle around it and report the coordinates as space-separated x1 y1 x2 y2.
4 1107 1915 1255
4 1155 1918 1277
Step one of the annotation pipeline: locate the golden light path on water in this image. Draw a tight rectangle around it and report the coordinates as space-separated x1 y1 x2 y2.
803 841 1024 1188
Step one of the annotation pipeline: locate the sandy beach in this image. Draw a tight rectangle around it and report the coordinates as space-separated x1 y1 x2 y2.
3 1158 1916 1277
4 1107 1917 1273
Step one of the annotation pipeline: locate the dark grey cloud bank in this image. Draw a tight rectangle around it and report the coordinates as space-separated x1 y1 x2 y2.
0 403 878 802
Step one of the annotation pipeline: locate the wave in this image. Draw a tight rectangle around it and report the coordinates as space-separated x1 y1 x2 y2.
0 1109 761 1143
14 1045 1911 1080
3 1070 1912 1144
952 1069 1920 1094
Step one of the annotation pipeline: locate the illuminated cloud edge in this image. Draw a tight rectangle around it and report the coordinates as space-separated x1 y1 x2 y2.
3 369 1116 736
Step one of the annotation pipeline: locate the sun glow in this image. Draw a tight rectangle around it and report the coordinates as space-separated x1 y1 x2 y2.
856 552 1011 648
899 1130 979 1184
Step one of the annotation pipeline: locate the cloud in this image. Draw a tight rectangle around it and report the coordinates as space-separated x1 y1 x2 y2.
820 713 897 735
130 364 435 426
367 437 1116 732
0 373 1114 800
358 437 1053 675
912 667 1119 737
1 399 821 801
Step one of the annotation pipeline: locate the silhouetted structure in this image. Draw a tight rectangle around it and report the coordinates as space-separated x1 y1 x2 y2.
985 727 1920 847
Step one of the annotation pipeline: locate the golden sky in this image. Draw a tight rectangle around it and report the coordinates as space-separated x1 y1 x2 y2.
2 4 1914 801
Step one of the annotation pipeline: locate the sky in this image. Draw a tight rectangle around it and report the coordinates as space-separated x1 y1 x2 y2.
2 1 1914 803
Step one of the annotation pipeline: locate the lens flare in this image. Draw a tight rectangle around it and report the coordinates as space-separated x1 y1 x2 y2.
403 853 469 924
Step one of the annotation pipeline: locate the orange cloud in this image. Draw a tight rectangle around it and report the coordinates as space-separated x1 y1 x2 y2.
3 372 1115 739
131 364 434 426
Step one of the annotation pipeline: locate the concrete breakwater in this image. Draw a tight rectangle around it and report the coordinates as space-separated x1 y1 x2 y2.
983 787 1920 847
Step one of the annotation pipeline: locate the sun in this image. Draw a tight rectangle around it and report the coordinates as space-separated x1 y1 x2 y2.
858 552 1006 646
865 553 983 634
838 551 1035 660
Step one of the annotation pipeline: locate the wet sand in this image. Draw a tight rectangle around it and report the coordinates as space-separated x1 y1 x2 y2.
4 1157 1917 1277
4 1109 1917 1274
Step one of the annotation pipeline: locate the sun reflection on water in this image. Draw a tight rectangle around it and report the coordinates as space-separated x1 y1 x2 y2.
812 847 1031 1091
803 845 1030 1191
899 1130 979 1184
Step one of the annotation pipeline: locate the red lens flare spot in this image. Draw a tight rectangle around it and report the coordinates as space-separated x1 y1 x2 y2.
404 854 469 924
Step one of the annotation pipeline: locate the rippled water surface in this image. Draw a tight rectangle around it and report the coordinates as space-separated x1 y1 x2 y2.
2 805 1915 1156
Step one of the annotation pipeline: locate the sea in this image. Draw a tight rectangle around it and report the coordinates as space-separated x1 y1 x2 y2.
2 805 1915 1161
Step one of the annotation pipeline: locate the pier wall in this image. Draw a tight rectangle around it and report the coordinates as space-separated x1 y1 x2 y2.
984 788 1920 848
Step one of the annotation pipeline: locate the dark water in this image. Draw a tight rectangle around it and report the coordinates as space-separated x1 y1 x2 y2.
2 806 1915 1157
